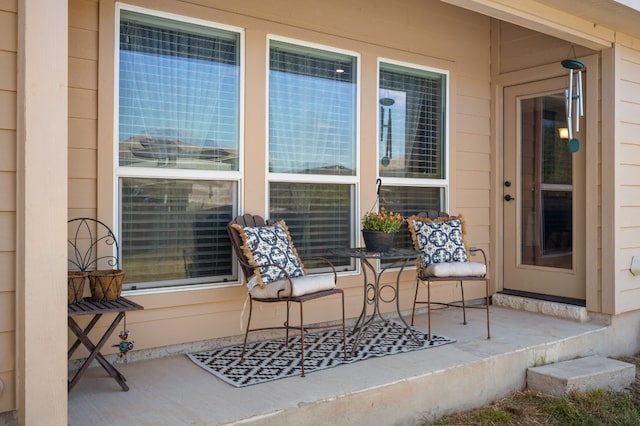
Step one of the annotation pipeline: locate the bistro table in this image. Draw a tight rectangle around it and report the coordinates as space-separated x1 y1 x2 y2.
331 247 420 355
67 296 143 392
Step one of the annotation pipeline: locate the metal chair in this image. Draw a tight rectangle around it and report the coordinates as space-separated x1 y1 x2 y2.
407 211 491 344
227 214 347 377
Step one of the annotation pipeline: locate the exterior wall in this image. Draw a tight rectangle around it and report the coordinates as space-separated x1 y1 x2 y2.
69 0 99 220
69 0 495 358
612 42 640 314
0 0 17 417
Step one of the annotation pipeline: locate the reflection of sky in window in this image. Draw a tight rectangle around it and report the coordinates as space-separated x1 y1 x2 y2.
119 50 239 149
269 71 356 173
378 89 406 161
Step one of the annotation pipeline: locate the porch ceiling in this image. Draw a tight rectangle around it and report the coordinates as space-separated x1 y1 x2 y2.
536 0 640 40
442 0 640 48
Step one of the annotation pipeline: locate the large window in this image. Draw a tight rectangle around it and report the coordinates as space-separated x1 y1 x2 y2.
268 39 358 269
117 8 241 289
377 61 448 248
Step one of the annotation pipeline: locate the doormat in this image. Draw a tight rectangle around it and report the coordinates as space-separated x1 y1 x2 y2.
187 321 455 387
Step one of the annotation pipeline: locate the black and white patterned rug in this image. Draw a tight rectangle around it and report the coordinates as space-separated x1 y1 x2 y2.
187 321 455 387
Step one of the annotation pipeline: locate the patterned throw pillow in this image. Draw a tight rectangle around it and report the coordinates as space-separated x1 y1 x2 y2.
408 215 469 267
232 221 305 288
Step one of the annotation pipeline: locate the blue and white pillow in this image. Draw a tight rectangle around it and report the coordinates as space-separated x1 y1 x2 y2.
234 221 305 288
408 216 468 267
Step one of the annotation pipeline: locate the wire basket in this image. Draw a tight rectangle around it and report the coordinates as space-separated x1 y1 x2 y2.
88 269 125 302
68 271 87 304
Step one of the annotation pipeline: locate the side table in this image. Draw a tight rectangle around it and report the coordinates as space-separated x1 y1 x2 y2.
68 297 143 392
331 247 419 355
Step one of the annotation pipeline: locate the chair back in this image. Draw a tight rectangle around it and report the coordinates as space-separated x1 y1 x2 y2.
227 214 276 282
68 217 120 271
415 210 450 220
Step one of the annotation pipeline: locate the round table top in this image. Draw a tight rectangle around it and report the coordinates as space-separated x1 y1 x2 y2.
331 247 419 260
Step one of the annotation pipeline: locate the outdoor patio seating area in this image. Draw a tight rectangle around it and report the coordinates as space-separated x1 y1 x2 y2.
68 304 608 425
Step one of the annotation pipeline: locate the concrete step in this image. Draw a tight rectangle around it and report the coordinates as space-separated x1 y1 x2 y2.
527 355 636 397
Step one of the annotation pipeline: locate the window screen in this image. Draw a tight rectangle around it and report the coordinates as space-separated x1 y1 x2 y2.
378 62 446 178
269 40 357 175
120 178 237 289
377 62 448 256
117 8 241 289
268 40 358 271
379 185 445 250
119 10 240 171
270 182 353 270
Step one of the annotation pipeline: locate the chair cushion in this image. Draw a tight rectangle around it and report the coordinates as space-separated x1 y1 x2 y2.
421 261 486 278
232 220 305 288
249 274 336 298
408 215 469 267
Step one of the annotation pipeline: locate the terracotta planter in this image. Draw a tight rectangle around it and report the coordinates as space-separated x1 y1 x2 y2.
89 269 125 302
362 230 396 252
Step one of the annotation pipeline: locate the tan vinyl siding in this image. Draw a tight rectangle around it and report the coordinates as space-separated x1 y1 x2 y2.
75 0 494 354
614 44 640 313
0 2 16 416
68 0 98 214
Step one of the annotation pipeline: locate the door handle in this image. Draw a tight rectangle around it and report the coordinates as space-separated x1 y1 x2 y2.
504 194 515 201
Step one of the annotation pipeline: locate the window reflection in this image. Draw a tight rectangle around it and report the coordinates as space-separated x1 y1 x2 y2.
379 64 446 179
520 95 573 269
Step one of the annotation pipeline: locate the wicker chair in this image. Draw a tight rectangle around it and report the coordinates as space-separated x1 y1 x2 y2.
407 211 491 344
227 214 346 377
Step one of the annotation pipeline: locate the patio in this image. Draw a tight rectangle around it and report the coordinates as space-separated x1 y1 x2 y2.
68 303 609 425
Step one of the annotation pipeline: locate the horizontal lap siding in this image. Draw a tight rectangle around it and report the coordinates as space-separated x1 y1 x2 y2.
0 1 16 416
615 45 640 313
454 18 491 254
67 0 492 353
68 0 98 205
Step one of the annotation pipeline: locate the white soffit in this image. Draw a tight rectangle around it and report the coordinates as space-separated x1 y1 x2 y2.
441 0 615 50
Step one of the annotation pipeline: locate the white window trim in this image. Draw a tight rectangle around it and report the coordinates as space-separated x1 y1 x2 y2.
376 57 451 212
113 3 246 291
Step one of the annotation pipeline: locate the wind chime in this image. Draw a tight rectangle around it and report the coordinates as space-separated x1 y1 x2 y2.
561 53 585 153
379 98 394 166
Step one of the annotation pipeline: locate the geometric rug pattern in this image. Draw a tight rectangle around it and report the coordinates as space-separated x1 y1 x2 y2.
187 321 455 387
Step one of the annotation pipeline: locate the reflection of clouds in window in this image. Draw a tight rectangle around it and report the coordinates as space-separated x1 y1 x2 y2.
269 40 357 176
119 51 239 149
270 72 356 174
118 11 240 171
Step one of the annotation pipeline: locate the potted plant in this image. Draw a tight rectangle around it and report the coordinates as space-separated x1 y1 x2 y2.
361 207 405 251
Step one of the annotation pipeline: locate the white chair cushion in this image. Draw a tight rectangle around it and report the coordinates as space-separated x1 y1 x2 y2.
423 261 486 278
249 274 336 299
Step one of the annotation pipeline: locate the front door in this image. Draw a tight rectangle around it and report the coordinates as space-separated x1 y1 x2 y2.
503 77 586 303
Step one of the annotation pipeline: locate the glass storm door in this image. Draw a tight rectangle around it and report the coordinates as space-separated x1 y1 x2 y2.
503 77 585 302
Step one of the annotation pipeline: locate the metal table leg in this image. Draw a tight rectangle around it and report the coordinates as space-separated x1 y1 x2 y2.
68 312 129 392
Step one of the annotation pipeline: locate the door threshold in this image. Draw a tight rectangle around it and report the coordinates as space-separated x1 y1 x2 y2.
499 289 585 306
494 291 588 322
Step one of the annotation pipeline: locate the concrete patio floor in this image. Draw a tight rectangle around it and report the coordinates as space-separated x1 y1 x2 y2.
68 303 613 426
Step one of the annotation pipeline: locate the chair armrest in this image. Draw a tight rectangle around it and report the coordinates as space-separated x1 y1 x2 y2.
469 247 487 266
301 256 338 283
